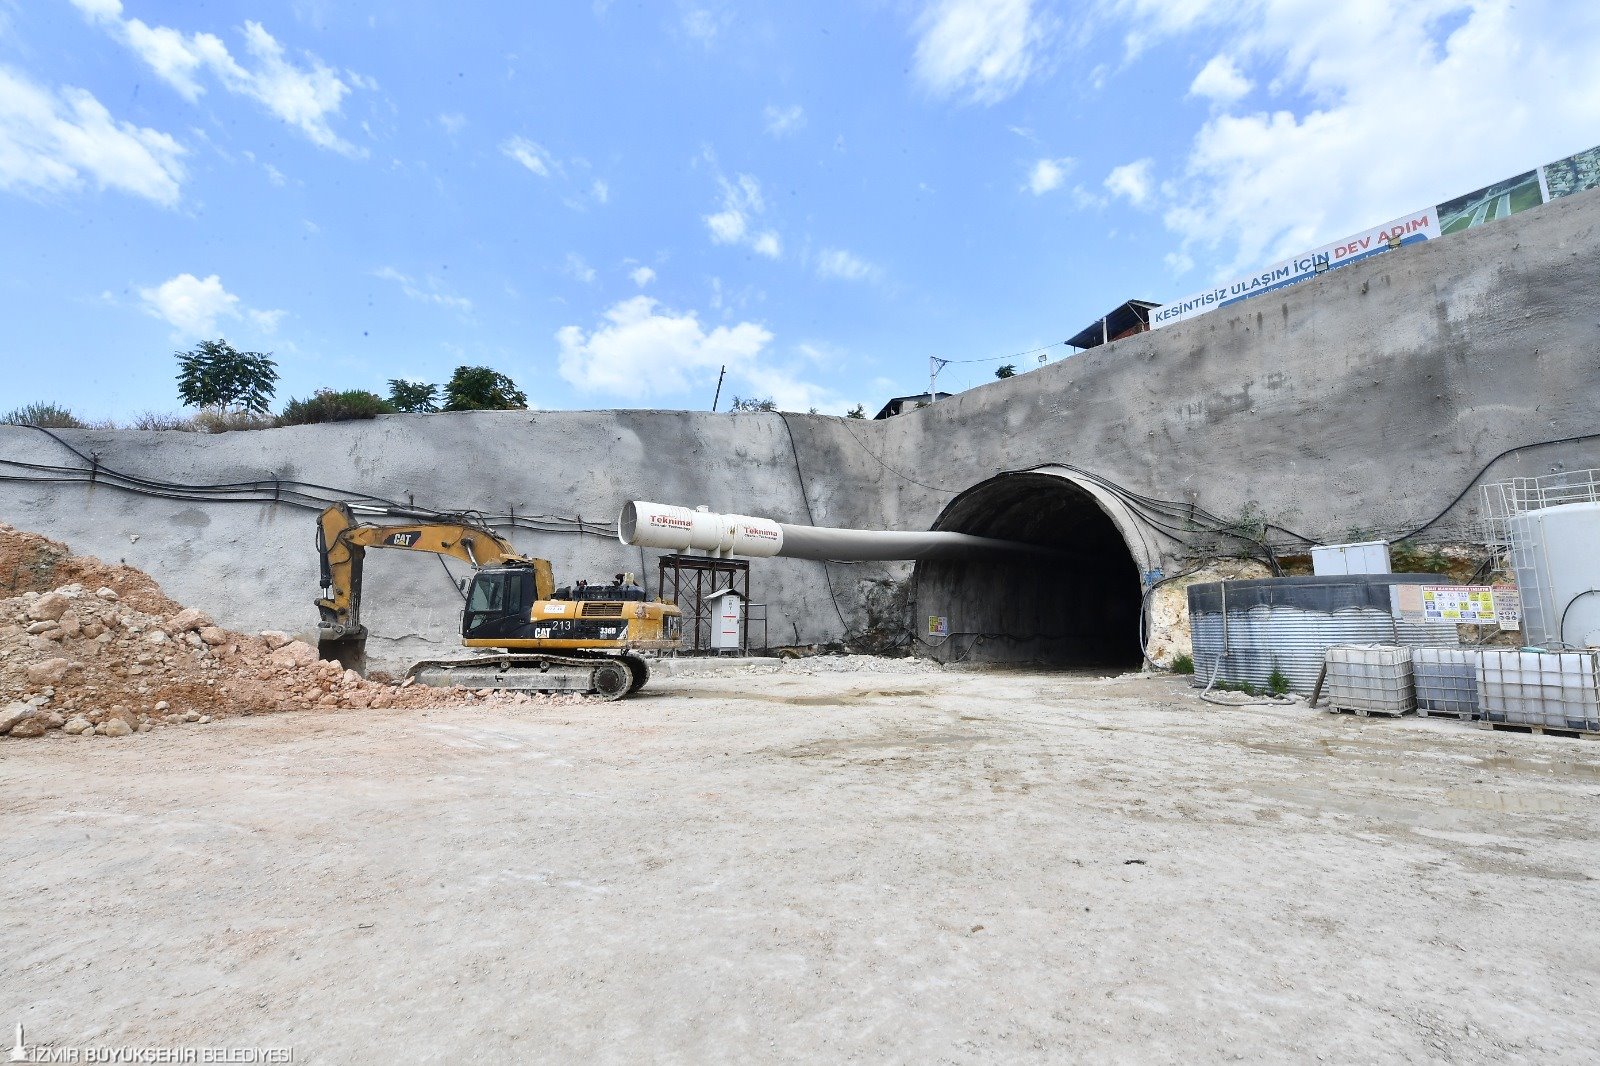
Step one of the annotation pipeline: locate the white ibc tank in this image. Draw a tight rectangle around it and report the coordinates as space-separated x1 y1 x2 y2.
1509 501 1600 648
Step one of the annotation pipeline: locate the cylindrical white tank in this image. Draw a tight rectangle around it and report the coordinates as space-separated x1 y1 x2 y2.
1509 501 1600 648
618 501 784 558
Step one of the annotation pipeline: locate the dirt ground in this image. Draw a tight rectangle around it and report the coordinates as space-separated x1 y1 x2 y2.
5 662 1599 1064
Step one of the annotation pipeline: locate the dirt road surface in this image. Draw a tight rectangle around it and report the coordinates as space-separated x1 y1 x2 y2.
5 664 1599 1063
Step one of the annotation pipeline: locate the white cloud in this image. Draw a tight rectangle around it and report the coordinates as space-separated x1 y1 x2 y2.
1188 54 1251 102
591 178 609 204
139 273 236 335
557 296 833 410
501 135 554 177
1026 156 1073 195
1104 158 1153 206
565 253 597 284
0 67 186 206
704 172 781 258
70 5 366 155
750 231 781 258
373 266 472 313
912 0 1053 104
683 8 722 45
248 307 286 331
138 273 284 337
438 112 467 135
263 163 285 186
1117 0 1600 276
763 103 805 137
556 295 768 399
630 266 656 286
815 248 881 282
69 0 123 19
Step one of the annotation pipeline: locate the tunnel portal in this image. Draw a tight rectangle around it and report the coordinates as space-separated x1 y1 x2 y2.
912 470 1147 669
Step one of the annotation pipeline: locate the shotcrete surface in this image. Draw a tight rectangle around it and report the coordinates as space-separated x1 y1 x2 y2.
3 187 1599 660
5 665 1598 1063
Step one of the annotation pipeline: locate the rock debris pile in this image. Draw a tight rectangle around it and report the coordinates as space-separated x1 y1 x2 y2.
0 523 571 739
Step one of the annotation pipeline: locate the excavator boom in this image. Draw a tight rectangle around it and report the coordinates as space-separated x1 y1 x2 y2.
315 502 553 641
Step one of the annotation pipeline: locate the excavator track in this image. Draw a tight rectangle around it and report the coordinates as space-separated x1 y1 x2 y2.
405 651 650 701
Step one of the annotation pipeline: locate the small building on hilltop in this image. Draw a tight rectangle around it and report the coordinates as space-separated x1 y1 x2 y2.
873 392 954 419
1066 299 1160 351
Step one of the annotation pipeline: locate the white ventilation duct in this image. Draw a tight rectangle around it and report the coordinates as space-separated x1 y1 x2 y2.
619 501 785 558
618 500 1037 561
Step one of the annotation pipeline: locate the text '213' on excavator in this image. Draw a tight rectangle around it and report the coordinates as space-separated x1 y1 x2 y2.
315 503 682 699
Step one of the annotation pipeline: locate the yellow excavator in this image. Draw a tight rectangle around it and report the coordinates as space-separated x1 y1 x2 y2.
315 503 682 699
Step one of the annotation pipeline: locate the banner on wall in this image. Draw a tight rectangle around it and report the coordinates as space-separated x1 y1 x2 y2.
1148 208 1439 329
1147 141 1600 330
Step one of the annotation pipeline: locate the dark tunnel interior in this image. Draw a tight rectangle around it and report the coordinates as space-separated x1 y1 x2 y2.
912 472 1144 668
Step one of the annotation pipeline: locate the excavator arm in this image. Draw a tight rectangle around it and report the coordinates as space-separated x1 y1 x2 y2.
315 503 554 641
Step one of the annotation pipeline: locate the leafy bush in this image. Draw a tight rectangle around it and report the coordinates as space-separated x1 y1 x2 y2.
175 339 279 415
995 364 1016 379
1390 540 1451 574
729 396 776 412
387 379 439 412
130 411 199 431
2 402 85 428
442 366 527 411
278 389 396 426
193 409 277 433
1267 668 1291 695
1171 653 1194 675
846 404 866 419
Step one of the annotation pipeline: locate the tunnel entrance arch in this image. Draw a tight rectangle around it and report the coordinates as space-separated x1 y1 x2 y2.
911 467 1155 668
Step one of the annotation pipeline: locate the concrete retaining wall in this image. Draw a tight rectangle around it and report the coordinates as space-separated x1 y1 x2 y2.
4 188 1598 668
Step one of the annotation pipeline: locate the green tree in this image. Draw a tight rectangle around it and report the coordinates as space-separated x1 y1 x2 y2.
846 404 866 419
387 379 439 412
995 364 1016 379
175 340 279 415
729 396 776 412
442 366 528 411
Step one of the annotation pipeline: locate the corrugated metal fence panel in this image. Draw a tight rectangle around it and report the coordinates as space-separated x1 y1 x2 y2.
1191 607 1398 693
1187 577 1463 695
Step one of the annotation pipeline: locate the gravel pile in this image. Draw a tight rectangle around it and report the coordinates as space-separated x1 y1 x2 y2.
0 522 573 740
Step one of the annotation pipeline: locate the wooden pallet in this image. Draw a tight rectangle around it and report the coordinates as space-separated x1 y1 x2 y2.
1325 705 1413 718
1417 707 1480 722
1479 720 1600 741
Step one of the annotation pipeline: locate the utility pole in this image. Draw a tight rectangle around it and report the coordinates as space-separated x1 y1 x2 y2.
928 356 949 404
711 365 726 412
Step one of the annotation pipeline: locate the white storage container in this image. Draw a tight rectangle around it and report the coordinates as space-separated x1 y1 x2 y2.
1476 650 1600 730
1311 541 1393 576
1507 501 1600 648
1413 647 1481 717
1324 644 1415 715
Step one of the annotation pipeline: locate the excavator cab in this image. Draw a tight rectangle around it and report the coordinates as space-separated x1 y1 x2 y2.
462 567 539 642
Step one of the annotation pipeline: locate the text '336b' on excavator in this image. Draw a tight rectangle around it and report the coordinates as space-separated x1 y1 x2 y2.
314 503 682 699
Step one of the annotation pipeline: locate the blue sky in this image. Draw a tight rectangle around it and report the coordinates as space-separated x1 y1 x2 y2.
3 0 1597 419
